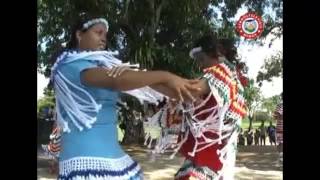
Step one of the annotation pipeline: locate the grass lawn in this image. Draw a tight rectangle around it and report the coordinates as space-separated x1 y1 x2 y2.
241 118 276 130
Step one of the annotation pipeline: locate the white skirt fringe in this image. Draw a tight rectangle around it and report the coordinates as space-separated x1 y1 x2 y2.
58 155 143 180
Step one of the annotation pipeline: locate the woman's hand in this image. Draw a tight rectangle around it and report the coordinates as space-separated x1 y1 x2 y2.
164 73 200 102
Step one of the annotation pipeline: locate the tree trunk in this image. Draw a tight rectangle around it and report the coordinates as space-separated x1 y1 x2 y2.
248 115 253 131
121 110 145 145
37 118 54 145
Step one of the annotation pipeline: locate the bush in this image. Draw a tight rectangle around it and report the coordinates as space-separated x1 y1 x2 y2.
254 111 271 122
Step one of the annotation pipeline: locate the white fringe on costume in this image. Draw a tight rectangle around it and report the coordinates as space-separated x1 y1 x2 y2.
146 62 245 179
58 155 143 180
51 50 166 133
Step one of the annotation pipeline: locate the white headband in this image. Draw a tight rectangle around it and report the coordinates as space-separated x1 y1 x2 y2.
82 18 109 31
189 47 202 59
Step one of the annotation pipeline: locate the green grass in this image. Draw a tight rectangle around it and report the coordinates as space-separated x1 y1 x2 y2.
117 125 124 142
241 118 276 130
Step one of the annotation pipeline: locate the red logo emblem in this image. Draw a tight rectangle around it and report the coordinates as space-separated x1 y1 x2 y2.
236 12 264 39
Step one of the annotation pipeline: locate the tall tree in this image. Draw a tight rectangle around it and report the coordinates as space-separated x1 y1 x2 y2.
37 91 55 115
256 50 283 86
38 0 283 78
243 79 262 131
261 94 281 120
117 94 145 145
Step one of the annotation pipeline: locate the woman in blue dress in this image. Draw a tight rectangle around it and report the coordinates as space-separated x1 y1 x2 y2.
51 15 199 180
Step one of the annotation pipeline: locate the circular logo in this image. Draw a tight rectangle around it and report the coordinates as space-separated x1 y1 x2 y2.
236 12 264 39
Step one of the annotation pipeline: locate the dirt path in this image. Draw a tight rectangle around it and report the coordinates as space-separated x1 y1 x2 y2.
37 145 282 180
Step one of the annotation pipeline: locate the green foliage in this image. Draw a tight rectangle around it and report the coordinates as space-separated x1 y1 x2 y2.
254 111 270 122
37 93 55 117
38 0 283 79
261 94 281 117
257 51 282 85
243 79 262 130
243 79 262 116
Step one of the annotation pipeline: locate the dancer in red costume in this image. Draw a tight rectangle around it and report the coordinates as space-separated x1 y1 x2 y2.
173 34 248 180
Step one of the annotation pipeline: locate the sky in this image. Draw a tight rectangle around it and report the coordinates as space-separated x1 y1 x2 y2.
238 34 283 98
232 5 283 98
37 71 49 99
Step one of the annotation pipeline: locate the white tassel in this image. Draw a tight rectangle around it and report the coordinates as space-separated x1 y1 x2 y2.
54 71 101 132
144 133 150 146
124 86 166 105
52 50 167 133
148 138 153 149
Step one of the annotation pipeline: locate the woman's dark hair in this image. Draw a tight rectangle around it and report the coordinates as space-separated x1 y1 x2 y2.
66 18 89 49
66 14 107 49
193 34 240 65
194 34 249 87
217 38 239 64
49 14 108 68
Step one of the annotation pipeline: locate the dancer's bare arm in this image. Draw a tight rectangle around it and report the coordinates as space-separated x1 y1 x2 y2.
104 65 200 101
81 67 199 102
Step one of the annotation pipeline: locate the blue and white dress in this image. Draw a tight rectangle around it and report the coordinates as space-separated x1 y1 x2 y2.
52 50 163 180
